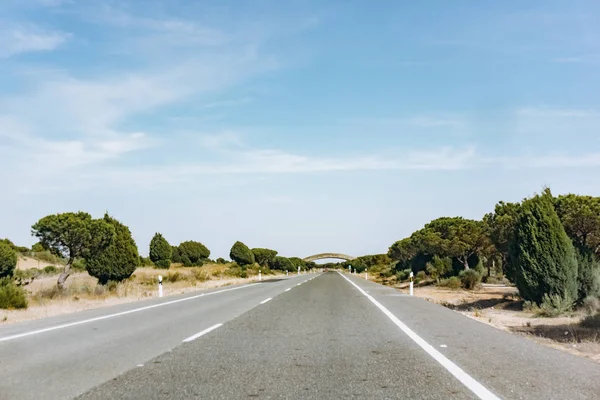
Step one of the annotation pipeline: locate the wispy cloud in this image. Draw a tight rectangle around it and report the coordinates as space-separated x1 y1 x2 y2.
0 23 69 58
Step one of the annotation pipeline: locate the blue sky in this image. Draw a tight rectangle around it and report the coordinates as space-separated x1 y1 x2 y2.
2 0 600 259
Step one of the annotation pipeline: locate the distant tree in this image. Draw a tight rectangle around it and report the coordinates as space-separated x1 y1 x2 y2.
216 257 228 264
0 239 29 254
288 257 307 270
575 248 600 302
32 212 115 289
0 242 17 278
85 214 139 284
271 256 294 272
171 246 182 264
483 201 521 281
554 194 600 254
31 242 45 253
149 233 172 269
251 248 278 267
230 241 255 266
388 238 416 263
178 241 210 266
509 189 578 305
412 217 487 271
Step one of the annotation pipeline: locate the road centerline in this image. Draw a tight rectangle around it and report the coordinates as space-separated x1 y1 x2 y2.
260 297 272 304
338 272 500 400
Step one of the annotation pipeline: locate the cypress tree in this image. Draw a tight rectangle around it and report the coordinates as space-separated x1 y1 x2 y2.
509 189 578 305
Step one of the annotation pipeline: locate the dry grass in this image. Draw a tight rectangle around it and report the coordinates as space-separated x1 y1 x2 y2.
0 263 283 325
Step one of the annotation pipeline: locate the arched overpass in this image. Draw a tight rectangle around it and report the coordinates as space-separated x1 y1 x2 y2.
303 253 356 262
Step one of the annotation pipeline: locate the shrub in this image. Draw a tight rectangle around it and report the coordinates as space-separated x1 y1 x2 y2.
85 214 140 285
71 258 86 272
43 265 58 274
582 296 600 315
216 257 227 264
536 293 574 317
229 241 255 266
225 264 244 277
166 271 182 283
0 278 28 309
575 248 600 302
0 242 17 278
416 270 427 280
149 233 172 266
178 241 210 266
439 276 461 289
509 189 578 305
270 256 294 272
459 269 482 290
252 248 278 267
155 259 171 269
139 256 154 267
395 269 412 281
31 242 45 253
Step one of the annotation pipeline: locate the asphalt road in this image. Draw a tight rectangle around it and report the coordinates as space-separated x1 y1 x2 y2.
1 272 599 399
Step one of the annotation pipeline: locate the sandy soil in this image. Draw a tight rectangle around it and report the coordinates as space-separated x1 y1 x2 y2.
401 283 600 363
1 265 283 325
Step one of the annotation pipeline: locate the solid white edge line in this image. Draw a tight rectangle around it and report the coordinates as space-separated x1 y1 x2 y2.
260 297 272 304
337 272 500 400
182 323 223 343
0 284 258 343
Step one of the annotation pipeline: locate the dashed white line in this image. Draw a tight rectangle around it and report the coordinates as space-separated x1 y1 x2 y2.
338 272 500 400
0 284 257 343
182 323 223 343
285 288 291 292
260 297 272 304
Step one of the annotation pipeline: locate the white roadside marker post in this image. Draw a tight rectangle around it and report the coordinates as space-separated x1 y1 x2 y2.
409 271 414 296
286 270 289 276
365 268 368 280
298 266 300 275
259 270 262 281
348 265 351 274
158 275 163 298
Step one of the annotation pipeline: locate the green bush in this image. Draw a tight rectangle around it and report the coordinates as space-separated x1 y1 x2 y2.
171 246 182 264
252 248 278 267
416 270 427 280
509 189 578 306
582 296 600 315
139 256 154 267
193 269 209 282
178 241 210 266
71 258 86 272
395 268 412 281
229 241 255 266
439 276 461 289
0 278 28 309
31 242 45 253
536 293 574 317
216 257 227 264
85 214 140 285
270 256 294 272
149 233 172 267
0 242 17 278
155 259 171 269
459 269 482 290
575 248 600 302
43 265 58 274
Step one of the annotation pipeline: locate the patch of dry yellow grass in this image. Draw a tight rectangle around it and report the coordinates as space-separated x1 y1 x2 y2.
1 263 283 325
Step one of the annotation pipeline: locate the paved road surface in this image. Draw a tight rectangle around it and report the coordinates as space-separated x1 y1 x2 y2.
1 272 599 399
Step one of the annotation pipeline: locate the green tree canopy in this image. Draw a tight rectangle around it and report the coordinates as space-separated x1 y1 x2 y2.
288 257 307 270
509 189 578 305
412 217 487 270
251 248 278 267
554 194 600 253
388 238 416 262
178 241 210 266
230 241 255 266
149 233 172 268
32 212 115 289
270 256 294 272
0 242 17 278
85 214 139 284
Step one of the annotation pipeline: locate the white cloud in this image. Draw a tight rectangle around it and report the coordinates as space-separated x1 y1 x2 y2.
0 23 70 58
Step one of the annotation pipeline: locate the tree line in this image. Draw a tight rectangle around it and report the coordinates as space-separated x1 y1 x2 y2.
0 211 315 299
386 188 600 312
